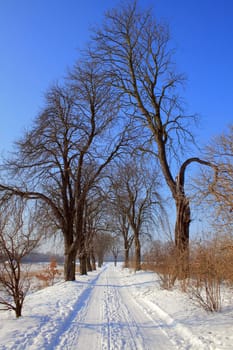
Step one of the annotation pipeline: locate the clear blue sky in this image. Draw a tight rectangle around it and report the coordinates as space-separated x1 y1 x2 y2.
1 0 233 154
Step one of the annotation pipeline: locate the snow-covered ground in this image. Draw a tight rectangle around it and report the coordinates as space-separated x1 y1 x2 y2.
0 263 232 349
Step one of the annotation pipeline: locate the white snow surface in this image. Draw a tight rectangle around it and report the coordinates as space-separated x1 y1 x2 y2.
0 263 232 349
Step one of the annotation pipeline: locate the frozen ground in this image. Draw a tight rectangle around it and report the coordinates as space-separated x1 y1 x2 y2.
0 263 232 349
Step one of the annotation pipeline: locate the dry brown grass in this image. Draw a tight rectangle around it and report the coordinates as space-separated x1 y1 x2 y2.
142 237 233 311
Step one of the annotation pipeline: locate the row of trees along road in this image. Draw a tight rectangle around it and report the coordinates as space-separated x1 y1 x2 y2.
0 61 130 281
0 1 221 281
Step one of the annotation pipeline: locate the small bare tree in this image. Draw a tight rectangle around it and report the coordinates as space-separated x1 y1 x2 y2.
191 124 232 244
110 235 121 266
0 199 40 317
202 125 233 226
94 232 113 268
110 159 163 271
106 197 134 268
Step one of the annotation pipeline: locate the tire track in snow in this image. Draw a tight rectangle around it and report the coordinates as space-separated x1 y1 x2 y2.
52 266 107 350
135 297 211 350
101 265 178 350
27 267 105 350
29 264 200 349
102 271 144 349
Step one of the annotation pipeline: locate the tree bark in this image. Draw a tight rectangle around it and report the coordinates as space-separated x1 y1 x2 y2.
91 250 96 270
15 301 22 318
134 234 141 271
64 248 76 281
79 254 87 275
86 253 92 272
124 244 130 268
97 254 104 268
175 195 190 278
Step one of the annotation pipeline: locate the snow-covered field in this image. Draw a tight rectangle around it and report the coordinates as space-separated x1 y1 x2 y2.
0 263 232 349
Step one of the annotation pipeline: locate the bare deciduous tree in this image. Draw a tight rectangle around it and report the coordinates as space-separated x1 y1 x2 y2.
83 189 106 272
195 124 233 231
0 199 40 317
94 232 113 268
0 59 128 281
112 212 133 268
92 1 215 275
110 159 162 271
206 125 233 213
110 235 121 267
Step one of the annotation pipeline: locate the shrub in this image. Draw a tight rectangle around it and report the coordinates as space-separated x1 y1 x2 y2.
36 259 61 287
188 242 222 312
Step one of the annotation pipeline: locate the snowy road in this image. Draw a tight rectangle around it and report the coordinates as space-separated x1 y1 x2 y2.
1 263 220 350
53 264 182 350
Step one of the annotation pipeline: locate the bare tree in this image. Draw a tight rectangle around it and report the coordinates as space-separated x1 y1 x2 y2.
112 211 133 268
92 1 215 275
94 232 113 268
0 59 128 281
206 125 233 214
110 159 162 271
110 235 121 267
83 189 106 272
0 199 40 317
195 124 233 231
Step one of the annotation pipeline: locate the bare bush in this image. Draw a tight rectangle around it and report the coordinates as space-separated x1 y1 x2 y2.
36 258 61 287
188 241 222 312
143 241 178 290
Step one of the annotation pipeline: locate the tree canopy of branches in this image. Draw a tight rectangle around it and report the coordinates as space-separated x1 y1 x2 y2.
92 1 215 275
0 59 129 281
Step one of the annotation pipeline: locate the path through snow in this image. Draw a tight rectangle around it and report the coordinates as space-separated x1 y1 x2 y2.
54 264 180 350
1 263 229 349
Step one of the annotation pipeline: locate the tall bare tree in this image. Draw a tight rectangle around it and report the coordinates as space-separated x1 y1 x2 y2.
93 1 215 275
0 59 128 281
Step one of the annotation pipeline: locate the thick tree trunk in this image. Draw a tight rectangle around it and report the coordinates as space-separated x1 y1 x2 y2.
15 301 22 318
173 157 213 277
79 253 87 275
175 195 191 278
91 250 96 270
124 245 130 268
134 235 141 271
64 248 76 281
86 253 92 272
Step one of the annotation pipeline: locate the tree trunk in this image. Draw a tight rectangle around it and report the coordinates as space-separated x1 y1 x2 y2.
15 301 22 318
91 250 96 270
134 235 141 271
124 247 129 268
175 195 190 278
86 253 92 272
97 254 103 268
64 248 76 281
79 253 87 275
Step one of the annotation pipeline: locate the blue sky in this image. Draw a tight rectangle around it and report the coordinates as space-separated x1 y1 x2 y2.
0 0 233 154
